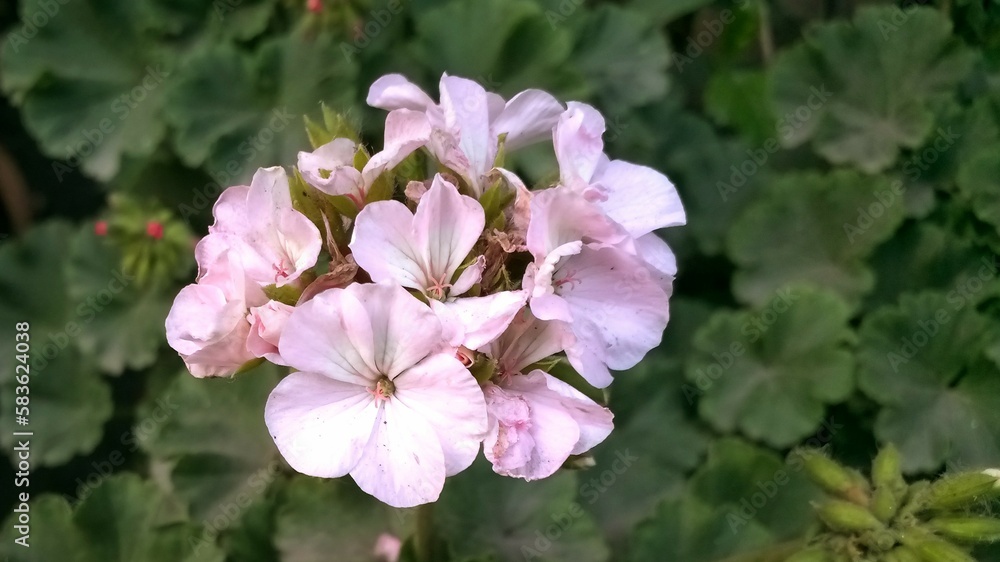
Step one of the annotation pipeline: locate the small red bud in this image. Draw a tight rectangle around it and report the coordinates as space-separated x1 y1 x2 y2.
307 0 322 13
146 221 164 240
94 220 108 236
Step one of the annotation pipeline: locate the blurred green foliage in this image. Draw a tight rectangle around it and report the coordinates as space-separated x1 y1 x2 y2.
2 0 1000 560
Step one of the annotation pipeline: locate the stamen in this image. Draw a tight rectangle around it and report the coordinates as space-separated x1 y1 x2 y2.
368 376 395 404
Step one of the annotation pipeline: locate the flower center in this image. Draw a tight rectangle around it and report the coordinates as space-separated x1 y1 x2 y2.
368 376 395 404
426 274 452 300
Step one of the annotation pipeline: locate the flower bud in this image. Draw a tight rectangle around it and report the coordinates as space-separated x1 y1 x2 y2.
871 486 901 523
923 471 1000 512
796 449 868 504
783 546 833 562
926 516 1000 544
814 500 885 534
882 545 922 562
872 444 905 492
907 538 976 562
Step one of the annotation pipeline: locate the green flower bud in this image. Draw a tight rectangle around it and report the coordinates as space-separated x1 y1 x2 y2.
814 500 885 534
882 545 922 562
783 546 833 562
872 444 905 492
908 539 976 562
871 486 900 523
926 516 1000 544
796 449 868 503
923 471 1000 512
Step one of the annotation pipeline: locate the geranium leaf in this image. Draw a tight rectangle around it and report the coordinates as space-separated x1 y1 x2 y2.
686 288 855 447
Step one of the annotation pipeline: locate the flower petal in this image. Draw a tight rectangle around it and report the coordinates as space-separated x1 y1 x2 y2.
526 370 614 454
439 75 493 185
247 300 295 365
278 288 379 384
634 232 677 293
432 291 527 350
592 159 686 236
350 401 447 507
350 200 428 290
486 308 571 375
347 283 444 378
265 371 377 478
297 138 363 197
491 89 564 151
554 102 606 188
411 175 485 287
362 109 432 187
525 186 627 260
394 353 488 475
367 74 436 111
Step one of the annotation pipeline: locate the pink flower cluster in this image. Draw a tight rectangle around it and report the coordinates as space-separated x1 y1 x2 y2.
166 74 684 508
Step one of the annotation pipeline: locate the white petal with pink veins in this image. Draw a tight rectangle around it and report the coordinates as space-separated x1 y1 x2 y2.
367 74 436 111
297 138 363 198
592 159 686 236
431 291 527 350
491 89 564 151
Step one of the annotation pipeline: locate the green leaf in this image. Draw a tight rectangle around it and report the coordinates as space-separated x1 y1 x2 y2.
163 26 358 183
705 69 776 145
865 222 985 311
140 365 281 522
0 222 112 466
629 438 820 562
0 475 226 562
567 5 670 112
436 459 609 562
413 0 585 99
1 0 174 180
624 0 714 25
686 288 855 447
957 142 1000 231
727 170 905 309
858 292 1000 473
274 477 398 562
769 6 975 172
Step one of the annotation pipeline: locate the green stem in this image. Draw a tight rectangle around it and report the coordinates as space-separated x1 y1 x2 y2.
757 0 775 66
415 502 434 562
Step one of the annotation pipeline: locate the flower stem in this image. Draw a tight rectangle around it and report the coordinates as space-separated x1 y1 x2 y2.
415 502 434 562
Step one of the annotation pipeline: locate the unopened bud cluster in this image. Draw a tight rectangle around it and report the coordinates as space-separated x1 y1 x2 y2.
785 445 1000 561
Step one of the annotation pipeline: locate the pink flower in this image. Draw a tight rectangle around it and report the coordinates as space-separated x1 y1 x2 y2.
264 283 488 507
166 248 265 378
523 187 670 388
297 110 431 209
480 310 612 479
208 167 322 287
367 73 564 195
350 174 524 348
246 300 295 366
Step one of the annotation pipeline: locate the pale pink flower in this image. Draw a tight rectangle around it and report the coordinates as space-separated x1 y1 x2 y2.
554 102 686 238
523 187 670 388
246 300 295 366
480 310 612 479
264 283 488 508
367 73 564 195
166 248 265 378
350 174 524 348
373 533 402 562
208 166 322 287
297 110 431 208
